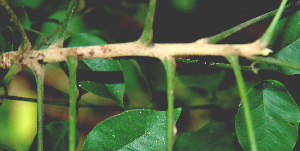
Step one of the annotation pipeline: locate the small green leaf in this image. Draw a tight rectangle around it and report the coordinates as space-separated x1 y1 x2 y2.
174 122 240 151
236 80 300 151
67 33 125 107
82 108 182 151
78 81 124 107
29 121 80 151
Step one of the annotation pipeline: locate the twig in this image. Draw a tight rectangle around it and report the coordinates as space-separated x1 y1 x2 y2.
32 63 45 151
0 39 272 69
66 56 78 151
33 24 62 50
207 0 300 43
138 0 156 45
226 54 257 151
50 0 76 48
260 0 289 43
249 56 300 71
212 62 253 71
162 57 176 151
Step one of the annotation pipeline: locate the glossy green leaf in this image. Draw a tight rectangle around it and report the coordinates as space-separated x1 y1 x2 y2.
174 122 241 151
236 80 300 151
258 38 300 75
67 33 125 107
29 121 80 151
82 108 182 151
273 38 300 74
78 81 124 106
269 10 300 50
177 70 225 95
137 58 167 92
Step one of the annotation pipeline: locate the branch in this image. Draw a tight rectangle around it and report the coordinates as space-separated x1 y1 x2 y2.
66 56 78 151
260 0 288 43
31 62 45 151
33 24 62 50
162 57 176 151
50 0 76 48
138 0 156 45
0 39 272 69
249 56 300 71
226 54 257 151
212 62 253 71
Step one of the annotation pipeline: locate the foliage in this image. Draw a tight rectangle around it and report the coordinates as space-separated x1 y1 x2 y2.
83 108 181 150
1 0 300 151
236 80 300 151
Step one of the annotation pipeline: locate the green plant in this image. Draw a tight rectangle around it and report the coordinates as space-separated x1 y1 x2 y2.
1 0 300 150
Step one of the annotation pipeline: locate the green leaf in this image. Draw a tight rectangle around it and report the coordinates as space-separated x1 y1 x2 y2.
67 33 125 107
35 10 98 48
82 108 182 151
177 70 225 95
269 10 300 50
67 33 107 48
29 121 80 151
236 80 300 151
258 38 300 75
78 81 124 106
273 38 300 74
137 58 167 92
174 121 241 151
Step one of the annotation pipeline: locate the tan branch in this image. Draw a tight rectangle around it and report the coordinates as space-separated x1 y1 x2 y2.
0 38 272 69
